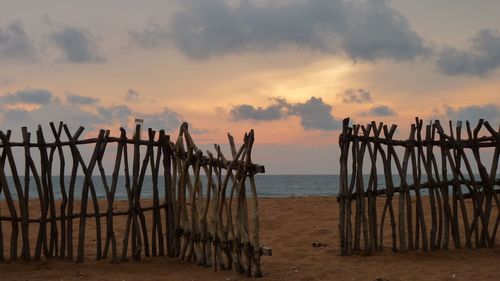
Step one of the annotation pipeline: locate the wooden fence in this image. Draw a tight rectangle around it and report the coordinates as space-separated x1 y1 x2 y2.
0 121 268 277
338 118 499 256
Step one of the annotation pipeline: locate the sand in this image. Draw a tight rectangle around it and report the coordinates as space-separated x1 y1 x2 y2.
0 196 498 281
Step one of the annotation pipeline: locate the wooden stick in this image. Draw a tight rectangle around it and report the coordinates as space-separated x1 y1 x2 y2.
0 122 267 274
64 126 104 262
1 129 30 261
21 127 32 261
0 130 20 260
130 124 143 261
413 118 428 251
160 131 175 257
121 128 133 260
65 126 84 260
49 122 67 258
36 127 51 258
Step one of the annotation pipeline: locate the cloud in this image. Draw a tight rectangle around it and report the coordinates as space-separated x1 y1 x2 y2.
66 93 99 105
52 27 105 63
436 29 500 76
340 88 373 103
289 97 342 130
0 100 103 132
229 96 341 131
443 104 499 123
125 89 141 102
229 97 288 121
0 79 11 85
0 89 186 134
0 89 53 104
0 89 121 130
129 22 171 49
215 106 225 115
136 108 183 132
361 105 396 116
3 108 30 120
97 105 132 124
130 0 429 61
0 22 36 61
340 0 430 61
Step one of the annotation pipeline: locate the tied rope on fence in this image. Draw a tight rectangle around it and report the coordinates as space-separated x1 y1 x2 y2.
0 121 270 278
339 117 499 256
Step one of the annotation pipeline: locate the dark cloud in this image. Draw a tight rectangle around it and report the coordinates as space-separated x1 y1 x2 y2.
0 89 53 104
0 88 186 134
0 22 35 61
67 93 99 105
289 97 342 130
229 96 341 131
340 88 373 103
340 0 430 61
52 27 105 63
125 89 141 102
436 29 500 76
3 108 29 121
0 79 11 85
444 104 499 123
97 105 132 124
137 108 183 132
0 94 119 131
129 22 170 49
0 100 103 132
131 0 429 61
229 97 288 121
361 105 396 116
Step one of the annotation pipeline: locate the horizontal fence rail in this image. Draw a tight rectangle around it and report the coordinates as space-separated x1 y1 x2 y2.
338 118 499 256
0 122 269 277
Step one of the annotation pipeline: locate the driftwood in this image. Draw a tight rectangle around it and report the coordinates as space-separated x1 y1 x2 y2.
0 122 268 277
339 118 499 255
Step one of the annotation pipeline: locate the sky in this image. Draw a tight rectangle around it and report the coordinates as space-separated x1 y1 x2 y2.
0 0 499 174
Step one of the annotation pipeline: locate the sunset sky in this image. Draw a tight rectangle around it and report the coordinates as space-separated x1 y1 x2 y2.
1 0 499 174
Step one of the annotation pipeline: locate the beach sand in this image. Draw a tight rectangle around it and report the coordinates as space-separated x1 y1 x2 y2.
0 196 498 281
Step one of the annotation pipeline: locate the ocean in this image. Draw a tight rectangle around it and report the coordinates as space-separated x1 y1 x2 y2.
0 174 489 200
0 175 340 200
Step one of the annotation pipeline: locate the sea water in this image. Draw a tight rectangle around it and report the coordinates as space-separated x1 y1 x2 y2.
0 174 489 200
0 175 340 200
